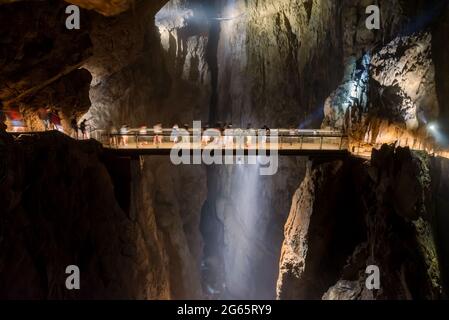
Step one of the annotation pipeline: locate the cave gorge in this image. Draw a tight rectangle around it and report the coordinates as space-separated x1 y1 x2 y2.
1 0 449 301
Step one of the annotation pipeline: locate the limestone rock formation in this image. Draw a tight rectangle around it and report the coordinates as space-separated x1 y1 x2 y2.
0 0 93 111
0 131 171 299
0 129 210 299
277 146 445 300
130 157 207 299
323 31 439 145
84 0 210 130
66 0 136 16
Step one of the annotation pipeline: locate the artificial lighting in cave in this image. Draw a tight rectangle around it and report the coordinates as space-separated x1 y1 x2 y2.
155 0 244 29
427 122 447 145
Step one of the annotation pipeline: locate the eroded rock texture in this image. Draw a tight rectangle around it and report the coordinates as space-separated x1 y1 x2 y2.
0 129 210 299
67 0 136 16
323 1 449 146
84 0 209 129
1 0 449 301
0 0 93 115
278 146 445 300
130 157 207 299
323 31 439 145
0 131 172 299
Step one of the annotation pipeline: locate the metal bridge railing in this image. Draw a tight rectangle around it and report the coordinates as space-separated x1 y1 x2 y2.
91 129 349 152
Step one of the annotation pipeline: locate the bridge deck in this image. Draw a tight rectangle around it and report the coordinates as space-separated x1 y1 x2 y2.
97 129 350 157
105 145 350 157
9 129 351 157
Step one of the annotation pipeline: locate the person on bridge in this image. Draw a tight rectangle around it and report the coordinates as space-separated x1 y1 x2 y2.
245 123 254 148
224 124 234 147
171 124 180 144
70 117 78 139
259 125 269 145
80 119 88 139
106 121 117 146
202 123 210 146
153 123 163 146
119 125 129 146
139 125 148 135
182 124 190 144
139 125 149 146
289 127 296 146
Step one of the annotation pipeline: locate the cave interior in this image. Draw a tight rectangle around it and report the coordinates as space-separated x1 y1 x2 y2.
0 0 449 300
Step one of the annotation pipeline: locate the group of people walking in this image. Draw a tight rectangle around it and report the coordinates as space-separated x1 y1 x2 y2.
108 122 272 148
70 118 89 140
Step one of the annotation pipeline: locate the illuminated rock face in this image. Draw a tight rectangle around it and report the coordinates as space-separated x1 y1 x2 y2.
130 157 207 299
323 31 439 143
0 0 158 17
66 0 135 16
370 32 437 130
84 0 210 129
1 0 449 301
277 146 445 300
0 0 169 129
0 0 93 126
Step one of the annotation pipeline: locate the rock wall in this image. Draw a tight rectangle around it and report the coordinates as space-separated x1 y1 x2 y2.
0 131 172 299
322 1 449 147
0 129 209 299
0 0 93 126
84 0 210 130
130 157 207 299
430 156 449 295
2 0 449 300
278 145 444 300
323 30 439 145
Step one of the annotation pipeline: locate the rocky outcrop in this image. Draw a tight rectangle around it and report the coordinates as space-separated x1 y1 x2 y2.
0 0 93 112
0 131 172 299
130 157 207 299
322 0 449 147
323 31 439 146
66 0 136 16
277 157 367 299
0 0 151 17
83 0 210 130
277 145 444 300
0 131 206 299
